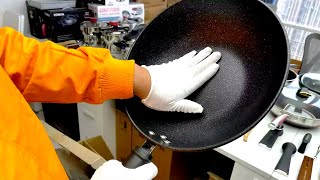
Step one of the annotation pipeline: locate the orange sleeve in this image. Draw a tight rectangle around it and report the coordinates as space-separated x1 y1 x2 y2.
0 27 135 104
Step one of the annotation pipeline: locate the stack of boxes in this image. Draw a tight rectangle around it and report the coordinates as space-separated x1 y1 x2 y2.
26 0 182 42
26 0 145 42
167 0 181 7
26 0 90 42
88 0 145 23
134 0 167 24
133 0 181 23
88 0 182 24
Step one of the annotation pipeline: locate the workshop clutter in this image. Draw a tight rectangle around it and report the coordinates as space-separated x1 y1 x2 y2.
26 1 90 42
133 0 170 23
88 3 144 23
43 8 91 42
26 0 178 53
80 18 144 56
26 0 145 44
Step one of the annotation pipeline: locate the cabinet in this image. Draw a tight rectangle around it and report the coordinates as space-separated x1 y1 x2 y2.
230 163 268 180
77 101 117 158
115 108 234 180
43 103 80 141
116 109 174 180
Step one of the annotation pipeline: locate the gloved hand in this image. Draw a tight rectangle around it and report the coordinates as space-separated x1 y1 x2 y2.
91 160 158 180
142 47 221 113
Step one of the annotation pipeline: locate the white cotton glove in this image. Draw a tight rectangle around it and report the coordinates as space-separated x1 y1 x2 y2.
91 160 158 180
142 47 221 113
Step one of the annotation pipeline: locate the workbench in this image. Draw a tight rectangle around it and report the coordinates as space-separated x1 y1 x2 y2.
217 112 320 180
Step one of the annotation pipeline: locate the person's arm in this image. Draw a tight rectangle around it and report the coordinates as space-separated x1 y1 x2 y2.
133 64 150 99
0 27 150 103
0 27 221 113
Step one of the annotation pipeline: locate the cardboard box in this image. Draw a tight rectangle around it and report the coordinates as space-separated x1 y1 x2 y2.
88 3 121 22
56 136 114 179
80 136 114 161
56 148 93 180
144 4 167 23
167 0 181 7
42 121 113 179
207 171 224 180
88 3 144 22
43 8 90 42
134 0 167 6
76 0 128 8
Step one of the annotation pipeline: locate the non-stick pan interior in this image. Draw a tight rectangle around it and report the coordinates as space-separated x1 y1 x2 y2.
125 0 289 151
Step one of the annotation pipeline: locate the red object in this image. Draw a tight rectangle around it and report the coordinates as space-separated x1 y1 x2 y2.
90 17 98 23
109 21 119 27
41 24 46 36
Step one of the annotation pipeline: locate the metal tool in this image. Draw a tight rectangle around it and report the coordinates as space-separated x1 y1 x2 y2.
259 125 284 150
314 145 320 159
268 114 288 130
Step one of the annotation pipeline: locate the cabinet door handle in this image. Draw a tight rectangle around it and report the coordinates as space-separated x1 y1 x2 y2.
81 108 95 120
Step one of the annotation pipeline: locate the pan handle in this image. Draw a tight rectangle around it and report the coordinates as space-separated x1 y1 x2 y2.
124 141 155 169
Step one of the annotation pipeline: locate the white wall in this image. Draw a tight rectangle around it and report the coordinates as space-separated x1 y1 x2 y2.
1 0 30 33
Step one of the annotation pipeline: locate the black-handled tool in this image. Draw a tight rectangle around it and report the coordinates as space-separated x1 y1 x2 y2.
124 142 155 169
298 133 312 154
259 125 284 150
297 87 313 98
275 142 297 176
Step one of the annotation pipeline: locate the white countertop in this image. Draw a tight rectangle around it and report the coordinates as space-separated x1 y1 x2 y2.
215 112 320 180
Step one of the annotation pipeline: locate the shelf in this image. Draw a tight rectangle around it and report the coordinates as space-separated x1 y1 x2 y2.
282 21 320 34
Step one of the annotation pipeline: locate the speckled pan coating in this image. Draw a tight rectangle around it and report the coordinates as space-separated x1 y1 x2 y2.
125 0 290 151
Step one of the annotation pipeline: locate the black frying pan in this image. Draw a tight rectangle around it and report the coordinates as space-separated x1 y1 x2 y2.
123 0 289 168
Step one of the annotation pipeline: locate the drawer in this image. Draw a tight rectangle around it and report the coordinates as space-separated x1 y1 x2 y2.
77 103 102 139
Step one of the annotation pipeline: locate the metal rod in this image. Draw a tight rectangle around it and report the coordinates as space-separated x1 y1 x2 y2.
314 145 320 159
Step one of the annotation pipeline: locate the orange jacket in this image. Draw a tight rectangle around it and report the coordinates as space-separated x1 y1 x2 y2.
0 27 135 179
